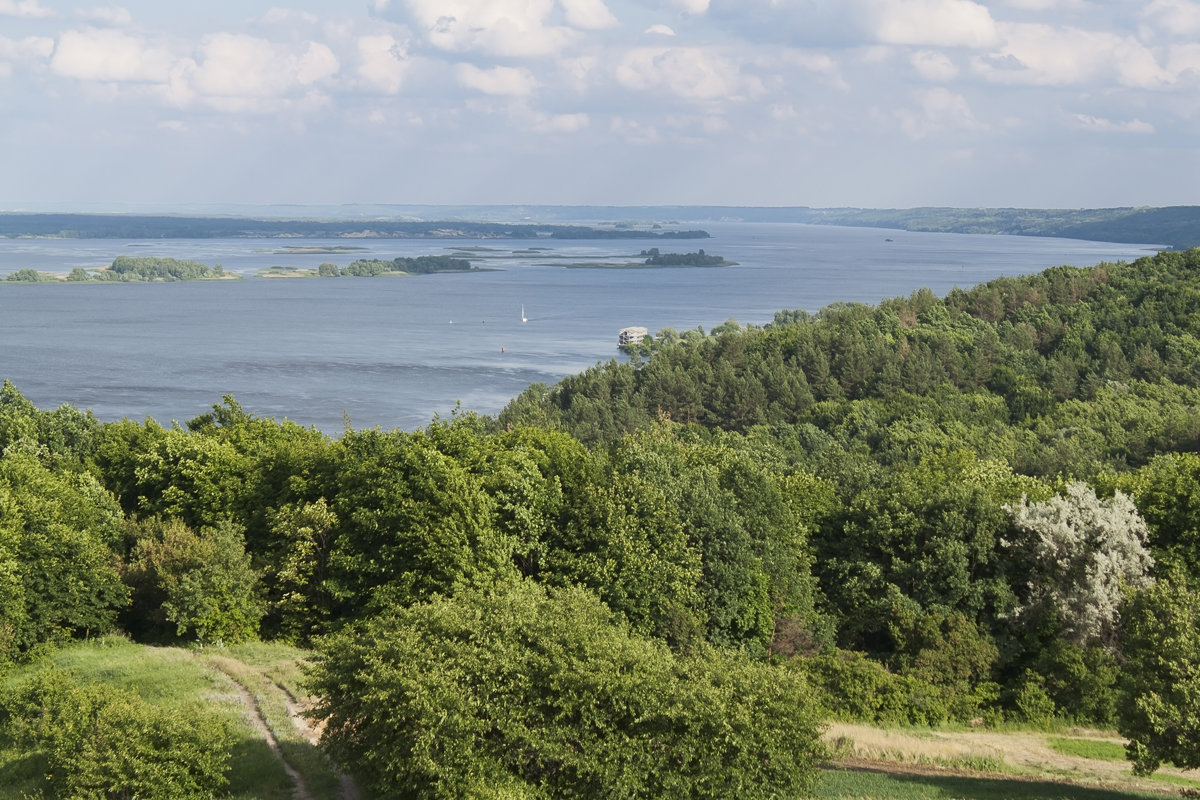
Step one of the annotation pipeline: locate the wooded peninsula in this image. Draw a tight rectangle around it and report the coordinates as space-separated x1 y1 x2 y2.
3 247 1200 798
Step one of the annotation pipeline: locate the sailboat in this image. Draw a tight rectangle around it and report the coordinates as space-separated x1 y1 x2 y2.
521 305 527 324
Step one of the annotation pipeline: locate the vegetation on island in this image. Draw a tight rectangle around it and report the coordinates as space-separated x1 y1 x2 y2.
5 247 1200 797
639 247 734 266
4 256 234 283
102 255 231 281
261 254 479 278
4 269 55 283
327 254 475 276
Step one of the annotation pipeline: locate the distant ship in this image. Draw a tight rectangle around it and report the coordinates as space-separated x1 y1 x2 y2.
521 305 528 323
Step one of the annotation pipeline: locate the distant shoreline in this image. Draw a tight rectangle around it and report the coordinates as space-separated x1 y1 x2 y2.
0 205 1193 248
0 214 710 242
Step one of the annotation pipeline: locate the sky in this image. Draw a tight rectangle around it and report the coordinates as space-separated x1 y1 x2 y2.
1 0 1199 209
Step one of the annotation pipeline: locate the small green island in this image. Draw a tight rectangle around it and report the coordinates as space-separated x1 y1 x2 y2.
5 255 235 283
640 247 735 266
260 254 479 278
556 247 737 269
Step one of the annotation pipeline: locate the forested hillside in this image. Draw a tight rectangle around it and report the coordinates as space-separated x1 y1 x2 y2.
4 248 1200 796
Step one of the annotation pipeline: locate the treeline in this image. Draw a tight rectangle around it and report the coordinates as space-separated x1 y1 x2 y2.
322 254 475 277
103 255 228 281
4 247 1200 793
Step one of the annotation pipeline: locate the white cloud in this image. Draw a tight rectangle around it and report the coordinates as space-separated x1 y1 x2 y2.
456 63 539 95
51 28 175 82
0 33 54 60
400 0 577 57
911 50 959 82
1073 114 1156 134
529 111 589 132
1167 42 1200 78
357 34 409 94
610 115 659 143
77 6 132 26
259 8 320 26
661 0 710 13
869 0 999 48
560 0 618 30
0 0 54 19
1142 0 1200 37
974 23 1172 88
780 49 849 90
644 24 676 36
616 46 760 101
896 87 981 138
186 34 339 111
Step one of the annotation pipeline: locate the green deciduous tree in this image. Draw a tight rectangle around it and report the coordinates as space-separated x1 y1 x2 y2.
325 428 512 615
0 452 128 656
1118 567 1200 775
123 516 262 644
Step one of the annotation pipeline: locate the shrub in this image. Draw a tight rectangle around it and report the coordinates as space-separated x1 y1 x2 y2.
123 516 263 644
1 669 233 799
306 582 825 799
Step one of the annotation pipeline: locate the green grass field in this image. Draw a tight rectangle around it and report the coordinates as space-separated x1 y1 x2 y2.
818 768 1169 799
0 637 323 800
1047 737 1130 763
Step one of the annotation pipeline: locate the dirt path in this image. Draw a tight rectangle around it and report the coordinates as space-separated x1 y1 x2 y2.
825 722 1199 796
203 655 360 800
274 677 361 800
206 659 315 800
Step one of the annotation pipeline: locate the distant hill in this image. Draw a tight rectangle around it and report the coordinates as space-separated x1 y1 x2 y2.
1 206 1195 248
0 213 707 240
790 206 1200 250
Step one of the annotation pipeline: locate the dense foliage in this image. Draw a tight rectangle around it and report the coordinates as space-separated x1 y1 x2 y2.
307 583 823 800
639 248 731 266
6 246 1200 787
103 255 229 281
0 669 233 799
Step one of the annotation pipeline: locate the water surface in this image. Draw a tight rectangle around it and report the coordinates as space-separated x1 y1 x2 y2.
0 224 1156 432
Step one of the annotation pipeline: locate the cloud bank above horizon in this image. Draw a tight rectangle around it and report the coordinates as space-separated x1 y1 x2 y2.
1 0 1198 208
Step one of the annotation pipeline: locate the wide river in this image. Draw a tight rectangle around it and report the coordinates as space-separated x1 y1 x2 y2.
0 223 1156 433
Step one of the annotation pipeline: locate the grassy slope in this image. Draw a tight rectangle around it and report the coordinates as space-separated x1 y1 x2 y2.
0 637 350 800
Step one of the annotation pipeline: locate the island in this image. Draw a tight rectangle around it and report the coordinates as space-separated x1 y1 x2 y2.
4 256 236 283
261 254 480 278
639 248 735 266
552 248 736 269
